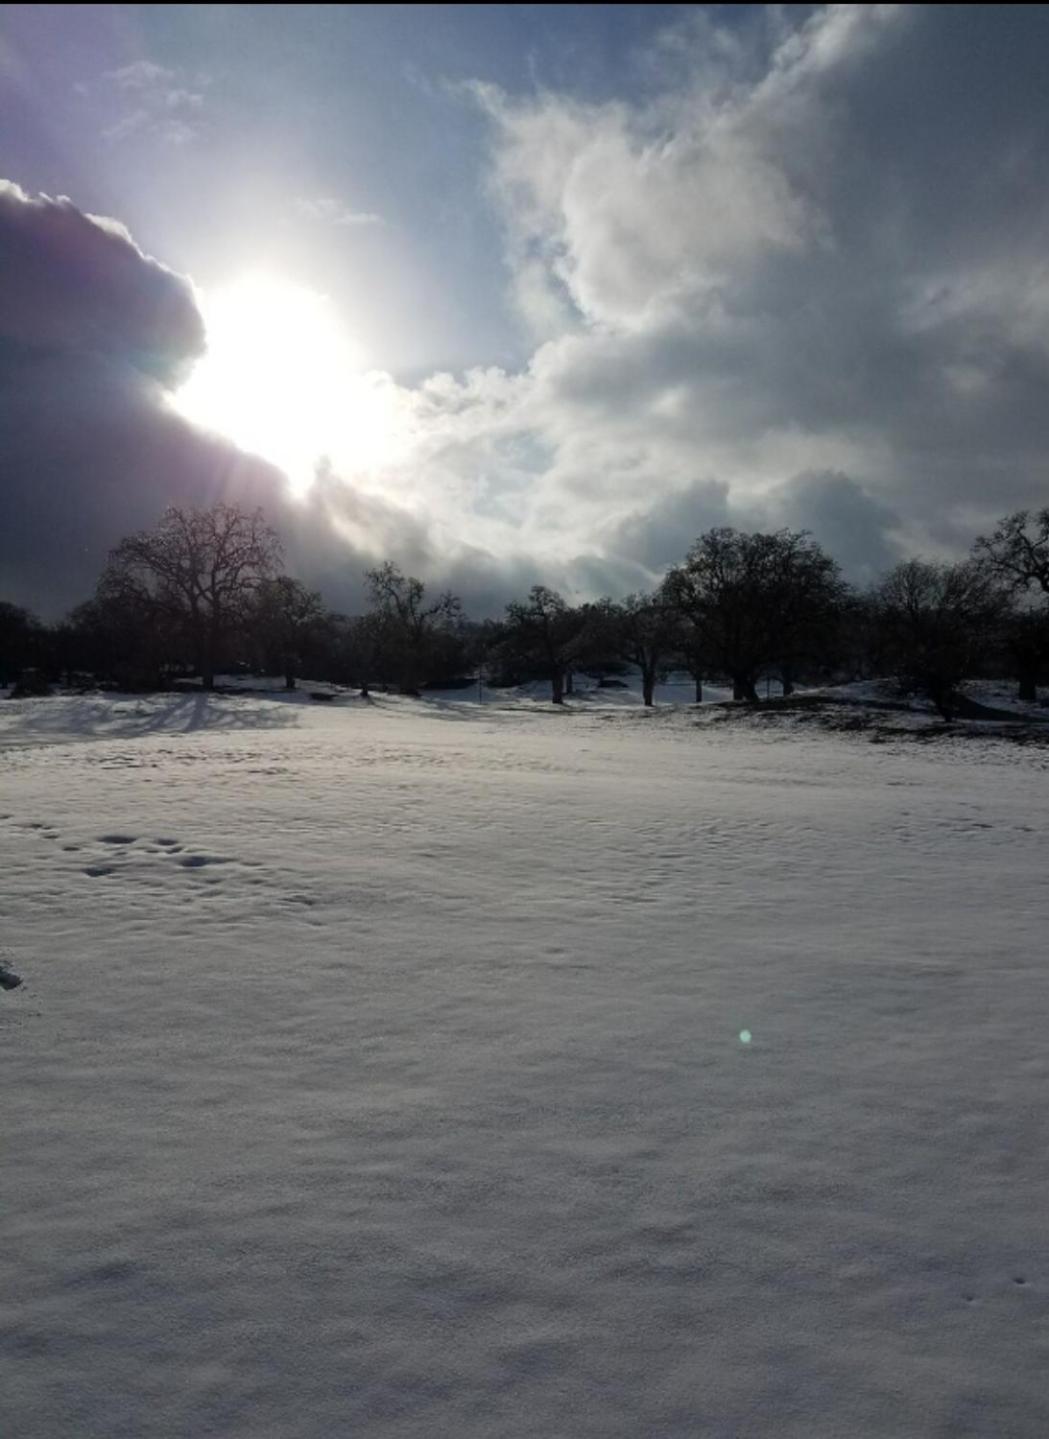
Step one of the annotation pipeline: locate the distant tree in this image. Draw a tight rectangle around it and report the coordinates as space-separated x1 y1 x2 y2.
831 591 882 684
343 611 395 697
674 621 709 704
0 602 45 686
62 591 175 690
974 509 1049 700
872 558 1010 720
592 592 682 707
103 504 282 690
253 576 326 689
502 586 586 704
765 538 850 694
1000 609 1049 705
364 561 463 694
974 508 1049 595
665 528 846 702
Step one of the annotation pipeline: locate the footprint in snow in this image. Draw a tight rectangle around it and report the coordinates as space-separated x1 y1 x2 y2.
0 961 23 991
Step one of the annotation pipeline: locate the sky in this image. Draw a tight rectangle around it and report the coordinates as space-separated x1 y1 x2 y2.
3 3 1049 618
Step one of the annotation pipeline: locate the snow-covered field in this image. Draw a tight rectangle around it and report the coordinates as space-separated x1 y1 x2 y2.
3 689 1049 1437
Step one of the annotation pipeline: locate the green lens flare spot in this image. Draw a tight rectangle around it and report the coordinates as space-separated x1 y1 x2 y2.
739 1029 752 1045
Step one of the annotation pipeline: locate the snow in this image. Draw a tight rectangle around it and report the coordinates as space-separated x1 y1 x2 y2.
3 689 1049 1436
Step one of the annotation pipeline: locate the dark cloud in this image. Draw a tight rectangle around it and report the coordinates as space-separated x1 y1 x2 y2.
0 181 204 384
601 471 902 588
0 182 289 614
604 480 732 575
759 472 903 586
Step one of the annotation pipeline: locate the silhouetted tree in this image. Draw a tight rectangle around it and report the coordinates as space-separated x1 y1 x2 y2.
974 509 1049 700
592 592 682 706
363 563 463 694
0 602 45 686
253 576 326 689
502 586 586 704
1000 609 1049 704
343 611 395 697
62 592 176 690
665 528 845 702
872 558 1009 720
103 504 282 689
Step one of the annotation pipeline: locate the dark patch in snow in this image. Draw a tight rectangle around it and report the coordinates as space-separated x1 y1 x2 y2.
0 962 22 990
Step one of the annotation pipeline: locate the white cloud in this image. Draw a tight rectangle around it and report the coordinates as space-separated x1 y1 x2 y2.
87 59 209 147
293 197 384 229
106 60 174 91
305 2 1049 595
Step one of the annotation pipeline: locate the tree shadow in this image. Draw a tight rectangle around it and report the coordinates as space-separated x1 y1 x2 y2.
2 692 300 744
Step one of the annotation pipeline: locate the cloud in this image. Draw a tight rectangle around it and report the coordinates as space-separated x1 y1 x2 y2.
294 197 384 229
426 3 1049 571
756 471 903 585
0 180 203 383
87 59 209 146
106 61 175 91
0 183 288 612
8 6 1049 618
0 186 520 619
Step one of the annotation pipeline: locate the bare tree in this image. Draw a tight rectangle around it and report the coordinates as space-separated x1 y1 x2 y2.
254 576 325 689
665 528 845 702
974 509 1049 595
103 504 282 690
974 509 1049 700
364 561 462 694
0 601 45 687
592 592 681 707
344 611 394 698
63 591 177 691
873 558 1009 720
502 586 586 704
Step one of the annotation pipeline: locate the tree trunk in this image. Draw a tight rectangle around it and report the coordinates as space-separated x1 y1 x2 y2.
359 678 370 698
642 669 655 707
931 682 955 721
551 670 565 705
192 626 208 689
565 669 574 696
694 676 703 704
733 674 759 704
285 670 296 691
781 664 795 696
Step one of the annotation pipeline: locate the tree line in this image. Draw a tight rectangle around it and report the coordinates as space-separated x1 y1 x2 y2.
2 501 1048 720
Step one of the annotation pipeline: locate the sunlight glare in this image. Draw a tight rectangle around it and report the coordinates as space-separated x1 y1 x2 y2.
173 273 396 495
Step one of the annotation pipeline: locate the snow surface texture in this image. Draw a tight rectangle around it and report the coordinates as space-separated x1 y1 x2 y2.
3 689 1049 1437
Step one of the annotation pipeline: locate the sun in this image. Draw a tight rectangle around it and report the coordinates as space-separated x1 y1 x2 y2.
173 272 396 495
